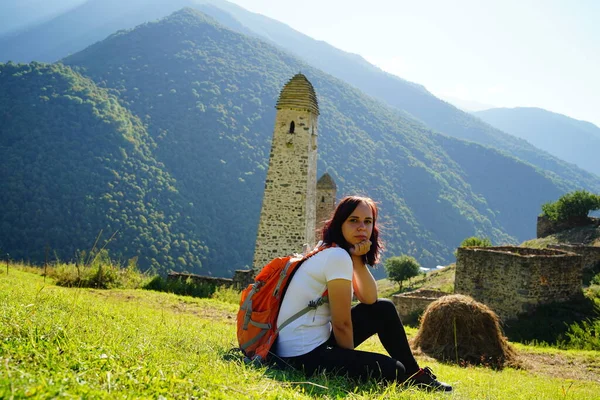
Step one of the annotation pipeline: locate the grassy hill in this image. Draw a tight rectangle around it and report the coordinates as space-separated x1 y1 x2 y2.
2 266 599 398
521 225 600 249
379 264 457 299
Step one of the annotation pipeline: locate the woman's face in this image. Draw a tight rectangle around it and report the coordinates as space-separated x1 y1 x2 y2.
341 202 374 245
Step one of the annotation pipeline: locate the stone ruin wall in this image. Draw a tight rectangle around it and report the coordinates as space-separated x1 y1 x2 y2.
392 289 447 320
455 246 583 320
168 270 254 291
537 216 600 238
548 243 600 273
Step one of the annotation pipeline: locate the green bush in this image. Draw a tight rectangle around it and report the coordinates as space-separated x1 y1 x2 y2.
541 190 600 221
51 261 150 289
560 319 600 351
459 236 492 247
504 293 600 347
143 275 218 298
454 236 492 257
384 255 421 291
49 250 151 289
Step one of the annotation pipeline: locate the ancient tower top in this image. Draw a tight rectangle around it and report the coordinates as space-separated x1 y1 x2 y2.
317 173 336 190
275 74 320 115
253 74 320 269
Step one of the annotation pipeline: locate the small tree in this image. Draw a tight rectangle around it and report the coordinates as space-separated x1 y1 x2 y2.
541 190 600 221
384 255 421 291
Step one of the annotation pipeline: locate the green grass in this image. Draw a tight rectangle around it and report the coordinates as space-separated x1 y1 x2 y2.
520 236 560 249
1 268 600 399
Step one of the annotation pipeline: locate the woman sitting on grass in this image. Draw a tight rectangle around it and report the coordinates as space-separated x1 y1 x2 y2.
274 195 452 392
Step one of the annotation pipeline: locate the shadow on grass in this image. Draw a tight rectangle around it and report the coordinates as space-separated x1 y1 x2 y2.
220 349 406 398
143 275 218 298
503 293 600 347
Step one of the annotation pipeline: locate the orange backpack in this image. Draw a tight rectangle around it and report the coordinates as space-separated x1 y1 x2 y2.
236 244 333 363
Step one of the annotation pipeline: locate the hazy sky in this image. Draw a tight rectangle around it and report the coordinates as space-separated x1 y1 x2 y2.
226 0 599 127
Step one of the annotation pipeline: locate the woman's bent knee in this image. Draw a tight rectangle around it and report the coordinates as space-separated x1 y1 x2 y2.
374 298 397 314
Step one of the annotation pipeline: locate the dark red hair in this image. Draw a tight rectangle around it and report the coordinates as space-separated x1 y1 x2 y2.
321 196 383 266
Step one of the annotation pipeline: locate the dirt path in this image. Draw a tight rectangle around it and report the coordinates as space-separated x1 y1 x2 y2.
412 346 600 383
518 349 600 384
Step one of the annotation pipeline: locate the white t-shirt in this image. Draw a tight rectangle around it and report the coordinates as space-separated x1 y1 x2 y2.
275 247 353 357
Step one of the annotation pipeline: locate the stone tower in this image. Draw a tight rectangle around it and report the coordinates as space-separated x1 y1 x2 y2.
315 173 337 241
253 74 319 269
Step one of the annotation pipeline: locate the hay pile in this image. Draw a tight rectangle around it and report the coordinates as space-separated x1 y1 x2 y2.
413 294 520 369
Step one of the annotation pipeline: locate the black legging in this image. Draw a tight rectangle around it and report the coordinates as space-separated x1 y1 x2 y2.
278 299 420 383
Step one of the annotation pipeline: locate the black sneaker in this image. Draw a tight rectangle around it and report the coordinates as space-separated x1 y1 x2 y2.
405 367 453 392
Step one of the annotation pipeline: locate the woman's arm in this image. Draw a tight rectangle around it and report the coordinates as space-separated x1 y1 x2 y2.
327 278 354 349
349 240 378 304
352 258 378 304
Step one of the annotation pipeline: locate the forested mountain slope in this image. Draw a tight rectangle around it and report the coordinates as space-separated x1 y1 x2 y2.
474 107 600 177
196 0 600 193
2 0 598 195
0 62 209 273
52 9 566 275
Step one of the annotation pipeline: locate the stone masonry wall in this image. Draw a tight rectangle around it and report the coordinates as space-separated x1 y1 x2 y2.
252 108 318 269
392 289 447 320
455 246 583 320
537 216 600 238
548 244 600 272
168 269 253 290
305 111 318 250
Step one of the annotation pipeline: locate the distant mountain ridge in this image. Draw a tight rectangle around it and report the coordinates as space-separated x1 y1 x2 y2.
0 0 195 62
0 0 85 37
440 96 497 112
474 107 600 177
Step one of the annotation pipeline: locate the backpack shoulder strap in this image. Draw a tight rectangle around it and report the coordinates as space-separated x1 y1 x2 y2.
276 293 328 333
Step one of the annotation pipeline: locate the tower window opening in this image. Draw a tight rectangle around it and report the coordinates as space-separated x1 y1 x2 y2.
289 121 295 133
321 196 325 202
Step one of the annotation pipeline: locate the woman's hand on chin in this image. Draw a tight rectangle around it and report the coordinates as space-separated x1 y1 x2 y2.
349 239 372 257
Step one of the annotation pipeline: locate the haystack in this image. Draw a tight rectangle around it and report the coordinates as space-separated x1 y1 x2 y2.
413 294 520 369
